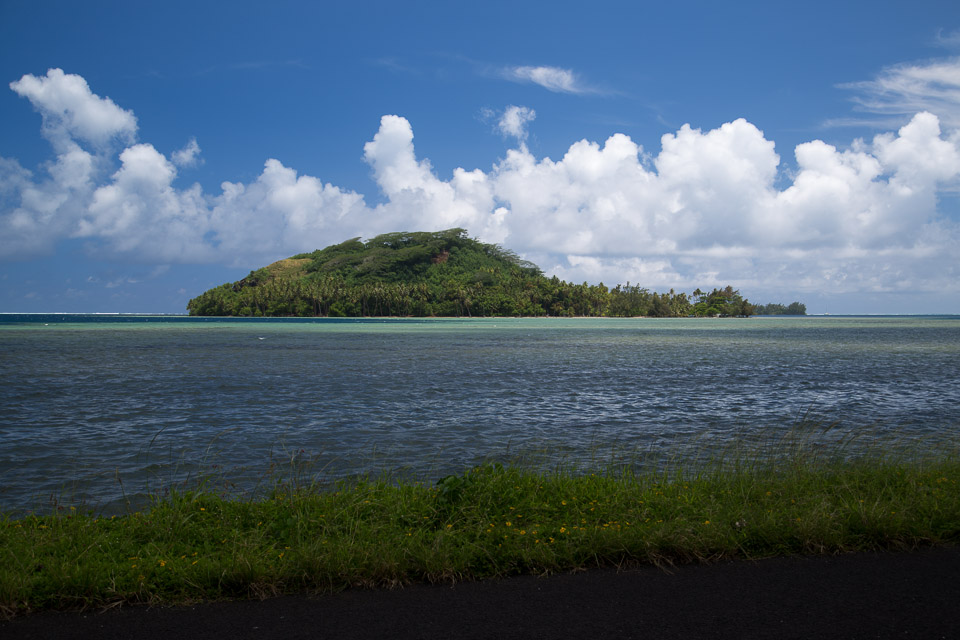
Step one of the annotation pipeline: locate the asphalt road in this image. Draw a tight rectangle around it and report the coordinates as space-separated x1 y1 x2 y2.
4 546 959 639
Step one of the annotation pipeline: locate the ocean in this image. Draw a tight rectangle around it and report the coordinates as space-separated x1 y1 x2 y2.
2 314 958 514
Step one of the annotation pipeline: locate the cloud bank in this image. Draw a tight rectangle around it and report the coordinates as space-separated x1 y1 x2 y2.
3 67 960 302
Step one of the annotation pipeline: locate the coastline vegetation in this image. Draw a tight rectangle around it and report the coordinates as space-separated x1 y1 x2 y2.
186 229 775 318
2 428 957 617
753 301 808 316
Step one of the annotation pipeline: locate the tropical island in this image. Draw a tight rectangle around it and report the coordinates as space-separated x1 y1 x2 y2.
187 228 802 318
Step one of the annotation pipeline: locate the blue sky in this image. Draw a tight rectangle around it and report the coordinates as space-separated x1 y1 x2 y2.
2 0 959 314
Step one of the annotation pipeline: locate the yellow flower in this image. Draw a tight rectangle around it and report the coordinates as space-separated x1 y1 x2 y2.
559 527 567 533
561 500 567 506
505 521 512 527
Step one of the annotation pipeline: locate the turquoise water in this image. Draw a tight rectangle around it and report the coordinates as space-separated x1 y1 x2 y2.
1 315 959 513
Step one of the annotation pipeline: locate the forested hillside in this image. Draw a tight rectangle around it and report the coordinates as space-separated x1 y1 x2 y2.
186 229 759 317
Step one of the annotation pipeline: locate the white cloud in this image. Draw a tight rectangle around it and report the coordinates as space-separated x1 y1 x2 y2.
2 70 960 306
171 138 202 168
9 68 137 149
507 65 586 94
0 142 97 258
82 143 214 261
498 105 536 141
361 115 504 241
835 57 960 128
209 158 369 264
2 69 136 259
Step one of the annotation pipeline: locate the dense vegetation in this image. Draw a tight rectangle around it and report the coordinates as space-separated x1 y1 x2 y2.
186 229 760 318
753 302 807 316
2 432 957 615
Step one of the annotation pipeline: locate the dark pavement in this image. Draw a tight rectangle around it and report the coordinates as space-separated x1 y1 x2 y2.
3 546 959 639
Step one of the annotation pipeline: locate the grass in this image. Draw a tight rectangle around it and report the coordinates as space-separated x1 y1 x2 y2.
1 428 959 617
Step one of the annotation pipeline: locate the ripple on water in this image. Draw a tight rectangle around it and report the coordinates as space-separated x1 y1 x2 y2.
1 316 959 513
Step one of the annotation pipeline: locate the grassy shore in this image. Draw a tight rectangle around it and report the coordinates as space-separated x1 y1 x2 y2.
2 435 959 617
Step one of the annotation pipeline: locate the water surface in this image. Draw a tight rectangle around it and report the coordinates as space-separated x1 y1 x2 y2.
1 315 958 513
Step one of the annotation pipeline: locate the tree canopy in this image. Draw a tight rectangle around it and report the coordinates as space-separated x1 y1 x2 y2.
186 229 776 318
752 301 807 315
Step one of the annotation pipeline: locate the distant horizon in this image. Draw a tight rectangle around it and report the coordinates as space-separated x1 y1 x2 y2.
4 312 959 318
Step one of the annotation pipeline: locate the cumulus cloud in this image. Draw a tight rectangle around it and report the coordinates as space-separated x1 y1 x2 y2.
82 143 213 261
2 69 960 304
506 65 586 93
171 138 202 168
362 115 504 241
497 105 536 142
209 158 369 264
10 68 136 149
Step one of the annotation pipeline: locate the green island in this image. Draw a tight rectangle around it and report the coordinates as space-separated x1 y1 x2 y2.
186 228 804 318
1 429 957 616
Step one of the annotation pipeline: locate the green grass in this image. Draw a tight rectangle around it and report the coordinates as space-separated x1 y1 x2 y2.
2 433 959 617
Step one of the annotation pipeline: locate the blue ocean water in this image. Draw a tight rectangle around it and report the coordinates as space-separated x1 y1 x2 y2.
1 314 958 513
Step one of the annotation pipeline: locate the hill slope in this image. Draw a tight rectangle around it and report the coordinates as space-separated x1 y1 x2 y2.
186 228 753 317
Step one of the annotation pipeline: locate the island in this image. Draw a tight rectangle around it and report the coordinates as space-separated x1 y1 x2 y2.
186 228 789 318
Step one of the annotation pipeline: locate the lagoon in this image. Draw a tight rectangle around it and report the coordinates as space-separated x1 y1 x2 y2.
1 315 958 514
